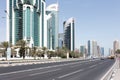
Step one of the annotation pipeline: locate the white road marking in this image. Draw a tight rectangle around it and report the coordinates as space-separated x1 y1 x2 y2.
58 69 84 79
0 59 98 76
89 65 97 68
70 64 82 68
29 68 61 76
0 62 81 76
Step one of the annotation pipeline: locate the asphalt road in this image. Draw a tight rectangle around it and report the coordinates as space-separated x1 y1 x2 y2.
0 59 115 80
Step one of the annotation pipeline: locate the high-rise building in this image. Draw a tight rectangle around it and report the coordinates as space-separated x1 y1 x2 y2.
80 45 87 58
88 40 92 57
46 3 59 50
109 48 114 56
92 40 98 58
6 0 59 50
63 18 75 51
80 45 85 54
100 47 104 57
97 46 101 57
88 40 99 58
113 40 119 54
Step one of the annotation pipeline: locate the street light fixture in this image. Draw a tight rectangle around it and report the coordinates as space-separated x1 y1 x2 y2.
4 10 11 62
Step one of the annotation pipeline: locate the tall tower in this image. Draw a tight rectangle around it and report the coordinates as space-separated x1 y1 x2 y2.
6 0 46 47
46 3 59 50
88 40 99 58
63 18 75 51
92 40 98 58
88 40 92 57
113 40 119 54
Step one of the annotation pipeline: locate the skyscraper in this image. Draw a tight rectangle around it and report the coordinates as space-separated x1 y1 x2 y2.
46 3 59 50
113 40 119 54
7 0 59 49
92 40 98 58
88 40 92 57
80 45 85 54
63 18 75 51
100 47 104 57
109 48 114 56
88 40 99 58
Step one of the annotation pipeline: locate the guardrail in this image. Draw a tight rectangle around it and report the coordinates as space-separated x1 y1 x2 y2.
100 59 117 80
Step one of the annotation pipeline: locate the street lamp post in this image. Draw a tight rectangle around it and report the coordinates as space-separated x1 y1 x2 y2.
5 10 11 62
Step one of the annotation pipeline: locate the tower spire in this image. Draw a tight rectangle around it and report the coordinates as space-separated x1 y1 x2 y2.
56 0 59 11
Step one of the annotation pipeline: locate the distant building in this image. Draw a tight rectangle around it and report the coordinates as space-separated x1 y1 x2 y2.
101 47 104 57
97 46 101 57
88 40 99 58
80 45 85 54
113 40 119 54
80 45 87 58
63 18 75 51
46 3 59 50
92 40 98 57
88 40 93 57
109 48 114 56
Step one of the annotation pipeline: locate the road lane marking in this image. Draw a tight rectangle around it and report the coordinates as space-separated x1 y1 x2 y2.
70 64 82 68
58 69 84 79
0 62 80 76
1 69 61 80
0 59 98 76
89 65 97 68
29 68 61 76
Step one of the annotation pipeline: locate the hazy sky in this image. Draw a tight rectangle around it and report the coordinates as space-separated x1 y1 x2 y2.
0 0 120 55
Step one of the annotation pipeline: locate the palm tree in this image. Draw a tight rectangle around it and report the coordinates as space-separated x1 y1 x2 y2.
42 47 47 58
37 49 43 59
1 41 9 60
56 47 60 57
42 47 47 54
32 46 37 60
16 40 26 59
62 46 69 58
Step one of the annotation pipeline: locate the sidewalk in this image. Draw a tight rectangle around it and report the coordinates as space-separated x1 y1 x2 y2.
110 59 120 80
113 69 120 80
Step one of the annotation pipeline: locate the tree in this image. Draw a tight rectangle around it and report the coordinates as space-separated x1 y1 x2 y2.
42 47 48 58
47 50 55 59
32 46 37 60
1 41 11 60
1 42 9 57
56 47 68 58
17 40 26 59
56 47 62 57
42 47 47 55
116 49 120 54
37 49 43 58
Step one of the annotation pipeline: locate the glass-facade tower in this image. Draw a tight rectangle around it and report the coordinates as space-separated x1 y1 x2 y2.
6 0 47 47
46 3 59 50
63 18 75 51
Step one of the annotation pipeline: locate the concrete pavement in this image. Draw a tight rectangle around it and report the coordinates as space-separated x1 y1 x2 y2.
113 69 120 80
110 59 120 80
